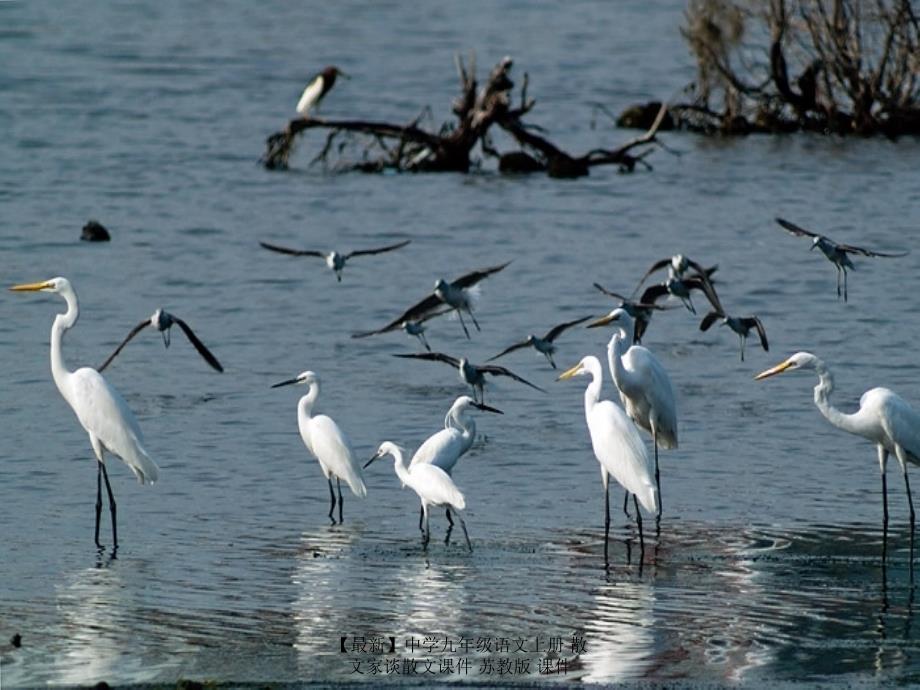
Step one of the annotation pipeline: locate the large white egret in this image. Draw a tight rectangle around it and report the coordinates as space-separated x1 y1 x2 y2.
365 441 473 552
296 66 348 117
558 356 657 561
488 315 592 369
756 352 920 563
775 217 907 302
98 308 223 373
409 395 502 532
10 278 159 548
272 371 367 523
259 239 410 282
588 309 677 520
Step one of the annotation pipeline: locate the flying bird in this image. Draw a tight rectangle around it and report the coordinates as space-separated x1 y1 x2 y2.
272 370 367 524
558 356 657 562
775 217 908 302
260 239 410 282
588 309 678 521
699 293 768 362
98 308 223 373
351 262 511 340
756 352 920 564
592 283 675 343
296 66 348 117
10 278 159 549
393 352 544 403
488 315 592 368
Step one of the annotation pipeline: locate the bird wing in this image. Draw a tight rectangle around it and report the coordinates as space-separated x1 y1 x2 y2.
876 391 920 463
408 464 465 510
308 415 366 497
450 261 512 290
410 427 470 474
478 364 546 392
97 318 152 372
837 243 909 258
588 400 656 514
776 217 822 240
545 315 593 341
624 347 678 448
744 316 769 351
685 275 722 312
635 258 672 290
486 339 530 362
699 310 722 332
351 293 445 337
593 283 629 301
638 283 669 305
259 241 325 258
69 367 159 484
173 316 224 372
393 352 461 368
296 75 324 115
345 239 411 259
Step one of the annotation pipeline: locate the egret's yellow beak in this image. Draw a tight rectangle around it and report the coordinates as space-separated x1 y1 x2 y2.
754 359 795 380
10 280 53 292
587 313 616 329
557 362 583 381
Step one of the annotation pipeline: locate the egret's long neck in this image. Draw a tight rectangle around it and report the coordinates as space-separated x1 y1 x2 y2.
50 288 79 392
584 366 602 417
606 330 631 389
298 381 320 419
389 448 412 486
811 359 861 435
448 408 476 440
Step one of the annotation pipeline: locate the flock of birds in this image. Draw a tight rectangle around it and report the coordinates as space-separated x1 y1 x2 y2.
10 212 920 565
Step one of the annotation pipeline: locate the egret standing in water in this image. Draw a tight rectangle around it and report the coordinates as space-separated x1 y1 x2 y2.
558 356 657 561
775 217 908 302
756 352 920 564
296 66 348 117
365 442 473 552
488 315 592 369
260 239 410 282
10 278 159 549
98 308 223 373
272 371 367 524
588 309 677 521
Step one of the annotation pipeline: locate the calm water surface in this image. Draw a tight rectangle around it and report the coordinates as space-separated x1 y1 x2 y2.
2 1 920 686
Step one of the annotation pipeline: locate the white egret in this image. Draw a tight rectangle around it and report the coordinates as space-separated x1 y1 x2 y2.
260 239 410 282
409 395 502 531
10 278 159 548
272 371 367 523
98 308 223 373
393 352 545 403
365 441 473 552
488 315 592 369
756 352 920 562
558 356 657 560
296 66 348 117
351 262 511 340
776 217 907 302
588 309 677 520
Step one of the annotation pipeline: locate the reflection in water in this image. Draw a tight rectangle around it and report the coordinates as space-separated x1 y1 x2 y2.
580 579 655 682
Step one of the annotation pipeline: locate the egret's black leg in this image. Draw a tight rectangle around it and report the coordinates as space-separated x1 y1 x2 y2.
101 464 117 549
445 508 454 544
456 310 471 339
903 463 915 578
604 482 611 566
468 308 481 332
328 479 337 524
95 462 103 548
634 494 645 553
423 511 431 550
623 490 630 519
882 471 889 563
337 478 344 524
654 430 662 523
456 514 473 552
418 506 424 531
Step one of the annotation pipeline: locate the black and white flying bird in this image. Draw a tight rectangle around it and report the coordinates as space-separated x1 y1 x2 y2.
296 66 348 117
352 262 511 340
98 309 223 373
775 217 908 302
592 283 676 343
488 316 592 369
393 352 545 403
260 239 410 282
698 286 768 362
635 255 720 314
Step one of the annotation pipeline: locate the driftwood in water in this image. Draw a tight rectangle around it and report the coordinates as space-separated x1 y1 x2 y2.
262 56 666 178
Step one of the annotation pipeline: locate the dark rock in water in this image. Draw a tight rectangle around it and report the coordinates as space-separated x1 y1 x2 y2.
11 633 21 647
617 102 675 131
499 151 545 174
81 220 111 242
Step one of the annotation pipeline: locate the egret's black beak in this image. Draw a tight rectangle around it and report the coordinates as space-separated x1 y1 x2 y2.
271 377 300 389
473 402 503 414
364 452 381 469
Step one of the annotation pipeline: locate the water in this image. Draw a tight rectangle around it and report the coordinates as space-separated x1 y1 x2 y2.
3 1 920 686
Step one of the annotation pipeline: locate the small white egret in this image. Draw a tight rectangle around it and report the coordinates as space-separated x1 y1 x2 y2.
776 217 908 302
588 309 677 520
409 395 502 531
10 278 159 548
365 441 473 552
351 262 511 341
393 352 545 403
488 315 592 369
558 356 657 560
98 308 223 373
260 239 410 282
272 371 367 523
756 352 920 563
296 66 348 117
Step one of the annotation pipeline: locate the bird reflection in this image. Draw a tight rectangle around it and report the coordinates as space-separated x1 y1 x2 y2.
580 579 655 683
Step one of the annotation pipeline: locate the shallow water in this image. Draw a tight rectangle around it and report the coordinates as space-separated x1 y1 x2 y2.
3 1 920 687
